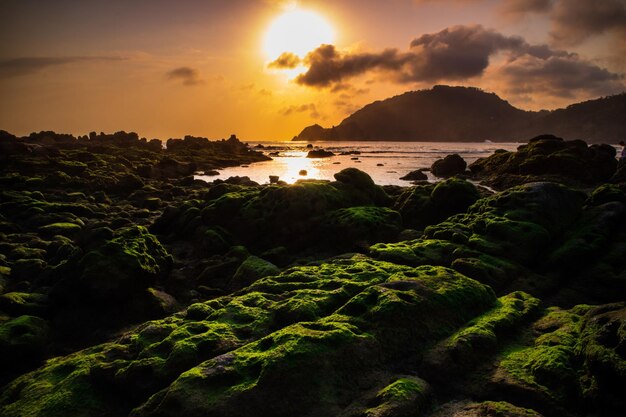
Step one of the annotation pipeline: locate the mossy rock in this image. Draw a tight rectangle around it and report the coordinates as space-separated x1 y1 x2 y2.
0 256 498 417
432 400 543 417
10 258 47 281
370 239 460 267
229 256 280 290
495 303 626 416
0 315 49 378
0 292 48 316
38 222 82 237
325 206 403 249
75 226 173 300
423 291 540 377
358 376 433 417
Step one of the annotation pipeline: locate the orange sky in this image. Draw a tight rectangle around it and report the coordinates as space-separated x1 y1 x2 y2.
1 0 624 141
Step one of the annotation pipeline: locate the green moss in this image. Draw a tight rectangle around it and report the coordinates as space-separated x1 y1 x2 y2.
448 401 543 417
370 239 460 267
38 222 82 237
424 292 540 373
499 306 590 402
376 377 428 401
78 226 172 298
325 206 403 247
0 292 48 316
230 256 280 290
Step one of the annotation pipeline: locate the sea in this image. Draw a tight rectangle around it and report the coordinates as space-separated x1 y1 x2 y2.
196 141 523 186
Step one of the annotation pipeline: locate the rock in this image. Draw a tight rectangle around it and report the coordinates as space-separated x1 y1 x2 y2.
393 178 480 230
38 222 82 237
325 206 403 249
222 176 259 186
0 292 48 316
495 303 626 417
269 175 279 184
299 170 307 176
400 170 428 181
431 154 467 177
203 170 220 176
470 137 619 189
72 226 172 300
307 149 335 158
0 315 49 377
229 256 280 290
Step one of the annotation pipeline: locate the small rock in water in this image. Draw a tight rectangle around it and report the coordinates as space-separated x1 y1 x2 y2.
351 157 359 160
306 143 313 148
241 165 249 168
269 175 279 184
333 162 341 165
269 151 279 156
307 149 335 158
377 163 384 166
203 170 220 176
299 170 307 176
400 170 428 181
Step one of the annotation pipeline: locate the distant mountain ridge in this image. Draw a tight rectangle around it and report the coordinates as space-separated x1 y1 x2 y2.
294 85 626 143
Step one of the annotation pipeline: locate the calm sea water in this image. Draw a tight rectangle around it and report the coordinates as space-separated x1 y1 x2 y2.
196 141 523 186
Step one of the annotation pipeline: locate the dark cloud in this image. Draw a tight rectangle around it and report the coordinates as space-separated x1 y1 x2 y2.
166 66 203 86
499 54 624 98
550 0 626 45
280 103 320 118
291 44 413 87
268 52 301 69
499 0 552 15
289 25 573 87
279 24 623 100
0 56 125 78
498 0 626 45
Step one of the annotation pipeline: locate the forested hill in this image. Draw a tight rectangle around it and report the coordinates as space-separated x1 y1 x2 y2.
294 85 626 143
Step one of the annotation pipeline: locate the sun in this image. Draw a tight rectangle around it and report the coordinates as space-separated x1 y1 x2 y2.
263 9 335 61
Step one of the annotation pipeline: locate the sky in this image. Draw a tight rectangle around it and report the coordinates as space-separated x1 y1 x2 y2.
1 0 625 140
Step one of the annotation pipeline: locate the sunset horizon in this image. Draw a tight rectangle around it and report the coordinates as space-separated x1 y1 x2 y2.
2 0 625 140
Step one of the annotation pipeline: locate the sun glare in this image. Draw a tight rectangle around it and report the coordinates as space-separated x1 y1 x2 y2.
263 9 335 61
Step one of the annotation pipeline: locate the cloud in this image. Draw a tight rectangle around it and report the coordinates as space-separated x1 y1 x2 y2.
166 66 203 86
0 56 125 78
497 54 624 99
268 52 301 69
550 0 626 45
499 0 552 15
289 25 570 86
497 0 626 45
278 24 623 101
290 44 414 87
280 103 320 118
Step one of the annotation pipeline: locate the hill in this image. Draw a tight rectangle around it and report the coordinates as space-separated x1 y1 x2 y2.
294 85 626 143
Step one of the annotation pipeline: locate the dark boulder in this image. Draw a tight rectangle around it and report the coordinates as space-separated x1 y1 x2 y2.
400 170 428 181
431 154 467 178
307 149 335 158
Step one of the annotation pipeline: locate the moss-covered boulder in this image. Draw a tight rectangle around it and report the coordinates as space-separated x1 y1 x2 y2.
325 206 403 249
492 303 626 417
0 256 499 417
64 226 172 300
394 178 480 230
229 256 280 290
470 136 618 189
0 315 49 380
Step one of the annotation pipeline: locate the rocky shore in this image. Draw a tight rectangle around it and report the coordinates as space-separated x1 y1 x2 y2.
0 131 624 417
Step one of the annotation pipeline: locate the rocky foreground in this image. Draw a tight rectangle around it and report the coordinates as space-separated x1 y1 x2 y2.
0 132 624 417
